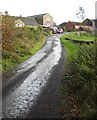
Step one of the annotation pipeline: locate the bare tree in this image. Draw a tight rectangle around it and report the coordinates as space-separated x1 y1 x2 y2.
76 6 86 21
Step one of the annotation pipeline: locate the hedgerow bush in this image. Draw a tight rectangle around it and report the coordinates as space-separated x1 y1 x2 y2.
60 44 97 118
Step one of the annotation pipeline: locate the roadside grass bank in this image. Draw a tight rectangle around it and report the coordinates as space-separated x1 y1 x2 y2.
2 39 45 72
59 32 97 119
60 35 79 63
64 32 95 41
1 15 52 73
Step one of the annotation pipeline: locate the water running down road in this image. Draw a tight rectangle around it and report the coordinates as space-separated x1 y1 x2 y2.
2 34 66 118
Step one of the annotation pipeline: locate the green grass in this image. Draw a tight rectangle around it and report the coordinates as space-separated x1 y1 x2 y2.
2 39 45 72
18 40 45 63
61 35 79 63
60 32 95 62
64 32 95 41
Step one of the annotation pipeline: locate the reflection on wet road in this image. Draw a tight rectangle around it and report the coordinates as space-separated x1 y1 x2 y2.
2 34 63 118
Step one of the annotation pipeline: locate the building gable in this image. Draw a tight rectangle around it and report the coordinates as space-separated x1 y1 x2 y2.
83 19 92 26
65 21 75 31
15 19 25 27
43 13 53 27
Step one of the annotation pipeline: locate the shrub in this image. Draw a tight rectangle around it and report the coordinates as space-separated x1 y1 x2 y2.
60 41 96 118
2 15 16 51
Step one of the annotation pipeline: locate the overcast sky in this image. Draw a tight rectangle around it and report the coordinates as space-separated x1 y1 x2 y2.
0 0 96 25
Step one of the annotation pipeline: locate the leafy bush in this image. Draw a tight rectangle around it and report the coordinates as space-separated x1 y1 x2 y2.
2 15 16 51
60 44 96 118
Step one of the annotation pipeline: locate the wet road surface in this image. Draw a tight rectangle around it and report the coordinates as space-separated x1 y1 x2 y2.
2 34 66 118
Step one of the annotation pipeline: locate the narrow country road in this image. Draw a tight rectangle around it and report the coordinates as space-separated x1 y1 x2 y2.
2 33 66 118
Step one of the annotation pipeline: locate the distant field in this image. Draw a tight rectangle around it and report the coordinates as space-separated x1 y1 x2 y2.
64 32 95 42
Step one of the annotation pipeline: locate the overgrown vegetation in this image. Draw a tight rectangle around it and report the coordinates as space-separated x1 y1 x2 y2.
1 15 51 72
59 33 97 119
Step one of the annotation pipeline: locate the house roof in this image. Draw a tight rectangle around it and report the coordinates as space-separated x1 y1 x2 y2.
59 21 80 27
87 19 97 28
89 19 95 22
27 13 46 25
82 18 97 27
69 21 80 25
24 17 39 26
28 13 52 25
30 13 46 18
84 18 96 23
15 13 53 26
58 22 67 26
29 13 52 18
15 16 39 26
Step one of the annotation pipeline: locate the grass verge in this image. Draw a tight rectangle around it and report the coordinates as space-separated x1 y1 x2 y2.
64 32 95 41
61 35 79 63
2 39 45 72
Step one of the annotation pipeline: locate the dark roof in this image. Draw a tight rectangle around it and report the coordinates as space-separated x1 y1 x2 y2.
59 21 80 27
69 21 80 25
24 17 39 26
72 22 78 25
30 13 46 18
15 13 53 26
89 19 95 22
28 13 48 25
15 16 39 26
28 13 53 25
58 22 67 26
82 18 96 27
84 18 96 23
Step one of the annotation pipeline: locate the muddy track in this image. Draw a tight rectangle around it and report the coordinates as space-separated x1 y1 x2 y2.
25 46 66 118
2 34 66 119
